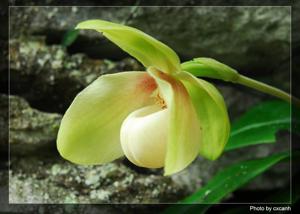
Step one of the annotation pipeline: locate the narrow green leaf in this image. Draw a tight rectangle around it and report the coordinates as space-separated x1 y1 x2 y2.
225 100 299 151
163 152 290 214
61 29 79 47
183 152 289 203
76 19 181 73
219 152 300 214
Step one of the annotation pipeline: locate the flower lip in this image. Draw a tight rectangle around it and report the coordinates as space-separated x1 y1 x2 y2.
120 105 169 168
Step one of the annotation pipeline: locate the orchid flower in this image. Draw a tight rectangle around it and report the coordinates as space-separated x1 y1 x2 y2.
57 20 298 176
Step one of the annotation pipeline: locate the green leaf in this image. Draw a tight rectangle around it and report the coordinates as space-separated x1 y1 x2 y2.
181 58 239 82
176 71 230 160
76 19 181 74
163 152 290 214
183 152 289 203
225 100 299 151
61 29 79 47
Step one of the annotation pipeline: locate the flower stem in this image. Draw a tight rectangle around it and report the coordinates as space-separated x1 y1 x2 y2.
235 75 300 107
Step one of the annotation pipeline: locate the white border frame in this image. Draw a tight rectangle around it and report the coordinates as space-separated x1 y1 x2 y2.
8 5 292 206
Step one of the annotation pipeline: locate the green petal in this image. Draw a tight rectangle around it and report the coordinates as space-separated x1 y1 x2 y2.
176 71 230 160
57 72 156 165
181 58 239 82
76 19 181 74
148 67 201 175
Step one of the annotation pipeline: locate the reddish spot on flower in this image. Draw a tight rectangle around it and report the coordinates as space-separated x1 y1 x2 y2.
137 73 157 94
